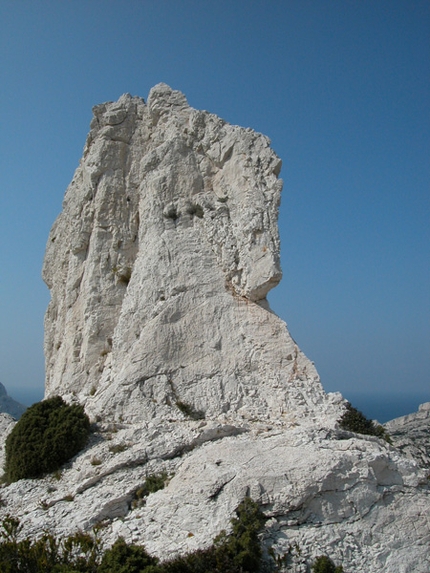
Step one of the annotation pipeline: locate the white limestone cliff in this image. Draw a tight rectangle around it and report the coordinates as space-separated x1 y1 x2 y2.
42 83 341 426
0 85 428 572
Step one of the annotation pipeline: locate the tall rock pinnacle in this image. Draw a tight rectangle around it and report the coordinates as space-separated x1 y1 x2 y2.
43 84 340 424
1 86 426 573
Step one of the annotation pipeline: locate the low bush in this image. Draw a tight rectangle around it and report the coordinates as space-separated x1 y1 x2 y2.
0 497 266 573
312 554 344 573
98 537 158 573
163 496 266 573
0 519 100 573
143 472 169 495
339 402 391 443
4 396 90 482
214 495 266 572
132 472 169 508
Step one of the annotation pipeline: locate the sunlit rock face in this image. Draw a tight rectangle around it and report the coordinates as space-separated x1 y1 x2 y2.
0 86 425 573
42 84 340 424
385 402 430 469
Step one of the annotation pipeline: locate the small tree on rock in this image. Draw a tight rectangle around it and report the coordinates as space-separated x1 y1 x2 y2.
339 402 391 443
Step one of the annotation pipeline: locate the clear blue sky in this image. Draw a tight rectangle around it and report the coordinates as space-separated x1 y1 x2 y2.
0 1 429 421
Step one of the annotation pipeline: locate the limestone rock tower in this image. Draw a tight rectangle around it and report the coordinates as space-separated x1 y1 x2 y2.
43 84 340 424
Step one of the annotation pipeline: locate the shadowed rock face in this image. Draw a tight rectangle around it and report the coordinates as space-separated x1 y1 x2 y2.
43 84 341 424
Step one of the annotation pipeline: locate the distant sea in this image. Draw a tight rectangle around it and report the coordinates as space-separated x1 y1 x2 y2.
10 387 44 409
8 387 429 425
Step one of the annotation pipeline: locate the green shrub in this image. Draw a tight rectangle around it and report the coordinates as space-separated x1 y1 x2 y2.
132 472 169 508
163 497 266 573
0 498 266 573
217 496 266 572
60 530 100 572
163 546 218 573
0 519 100 573
0 532 61 572
312 554 344 572
339 402 391 443
98 537 158 573
143 472 169 494
4 396 90 482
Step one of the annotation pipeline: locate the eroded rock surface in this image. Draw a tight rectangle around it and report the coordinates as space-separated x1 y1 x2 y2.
385 402 430 469
0 418 428 572
42 83 340 426
0 86 427 573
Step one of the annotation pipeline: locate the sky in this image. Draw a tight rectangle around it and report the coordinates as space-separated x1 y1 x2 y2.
0 0 428 422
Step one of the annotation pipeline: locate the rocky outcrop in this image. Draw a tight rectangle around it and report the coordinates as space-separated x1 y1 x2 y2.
0 413 17 471
0 383 26 419
385 402 430 469
42 83 341 426
0 86 427 572
0 417 428 572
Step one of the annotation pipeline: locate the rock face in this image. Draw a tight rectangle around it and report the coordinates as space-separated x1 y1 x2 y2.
385 402 430 470
42 83 340 426
0 85 428 572
0 383 26 419
0 413 17 470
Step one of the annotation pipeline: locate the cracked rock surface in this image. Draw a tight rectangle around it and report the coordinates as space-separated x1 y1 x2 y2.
42 83 341 426
385 402 430 470
0 416 428 572
0 85 428 572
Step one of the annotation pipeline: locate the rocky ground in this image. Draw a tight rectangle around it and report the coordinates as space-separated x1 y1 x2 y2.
0 404 428 572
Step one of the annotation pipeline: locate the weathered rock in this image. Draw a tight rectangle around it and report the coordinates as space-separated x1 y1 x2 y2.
0 419 428 572
0 413 16 471
0 85 427 573
42 83 341 426
385 402 430 469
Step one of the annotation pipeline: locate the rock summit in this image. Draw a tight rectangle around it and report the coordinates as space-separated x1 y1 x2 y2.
42 83 340 426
